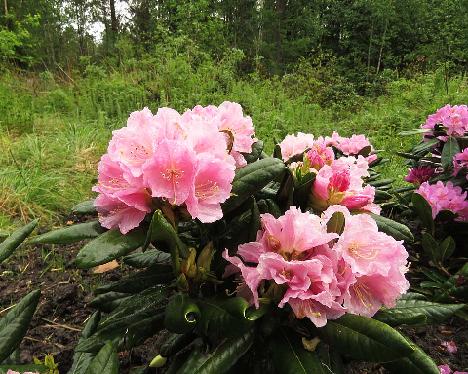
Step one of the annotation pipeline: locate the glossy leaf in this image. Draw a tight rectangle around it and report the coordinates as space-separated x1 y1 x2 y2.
0 289 41 362
72 200 97 215
88 292 130 313
327 211 345 235
370 214 413 243
123 248 171 268
384 343 439 374
160 332 196 357
85 342 119 374
421 232 439 263
75 228 145 269
411 193 435 233
165 293 201 334
0 220 37 264
439 236 455 262
176 329 254 374
375 299 465 326
441 137 460 169
318 314 414 362
243 140 264 164
31 221 105 245
223 158 286 212
68 312 101 374
270 329 327 374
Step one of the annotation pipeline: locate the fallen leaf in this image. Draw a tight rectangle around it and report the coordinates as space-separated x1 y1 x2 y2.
93 260 119 274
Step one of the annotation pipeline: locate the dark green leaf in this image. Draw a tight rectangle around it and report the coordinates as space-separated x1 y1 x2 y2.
243 140 264 164
123 248 171 268
248 199 260 242
439 236 455 262
368 178 395 187
421 232 439 263
94 264 173 294
411 193 435 233
68 312 101 374
0 220 37 264
384 342 439 374
0 289 41 362
165 293 201 334
72 200 97 215
441 137 460 169
75 228 145 269
370 214 413 243
223 158 286 212
88 292 131 312
31 221 105 244
375 299 464 326
412 139 439 155
85 342 119 374
271 329 327 374
358 145 372 157
176 329 254 374
318 314 414 362
160 332 196 357
327 211 345 235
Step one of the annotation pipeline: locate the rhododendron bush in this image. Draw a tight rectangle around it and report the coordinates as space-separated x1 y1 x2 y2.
395 104 468 304
29 102 454 373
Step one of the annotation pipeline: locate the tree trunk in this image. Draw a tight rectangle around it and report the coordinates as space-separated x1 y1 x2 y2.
3 0 7 16
375 18 388 77
366 19 374 81
110 0 118 35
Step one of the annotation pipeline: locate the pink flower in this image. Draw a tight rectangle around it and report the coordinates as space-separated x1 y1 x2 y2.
441 340 458 354
185 154 235 222
306 138 335 171
279 132 315 161
325 131 376 164
405 166 436 185
107 107 158 177
422 104 468 138
439 364 452 374
94 193 150 234
417 181 468 221
453 148 468 177
143 139 197 206
311 157 376 212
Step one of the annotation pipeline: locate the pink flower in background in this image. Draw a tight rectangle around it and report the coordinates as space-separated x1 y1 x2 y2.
453 148 468 177
405 166 435 185
417 181 468 221
441 340 458 354
438 364 468 374
223 206 409 327
325 131 376 164
311 157 376 212
422 104 468 138
306 139 335 170
279 132 315 161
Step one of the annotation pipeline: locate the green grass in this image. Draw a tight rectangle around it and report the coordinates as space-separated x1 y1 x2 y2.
0 66 467 232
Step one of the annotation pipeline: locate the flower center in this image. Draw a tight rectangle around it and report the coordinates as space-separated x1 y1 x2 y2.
348 241 377 260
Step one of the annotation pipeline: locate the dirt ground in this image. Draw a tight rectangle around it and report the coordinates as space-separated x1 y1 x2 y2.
0 224 466 373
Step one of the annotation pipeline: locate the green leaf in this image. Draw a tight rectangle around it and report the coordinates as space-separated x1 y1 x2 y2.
0 289 41 362
439 236 455 262
318 314 414 362
94 264 173 294
160 332 196 357
441 137 460 169
68 312 101 374
147 210 188 273
327 211 345 235
421 232 439 263
165 293 201 334
374 299 465 326
270 329 327 374
223 158 286 212
368 178 395 188
195 297 256 338
411 193 435 233
399 129 429 136
374 189 392 202
412 139 439 155
370 214 413 243
293 172 315 209
243 140 264 164
85 342 119 374
72 200 97 215
176 329 254 374
75 228 145 269
30 221 105 244
88 292 131 313
248 199 260 242
123 248 171 268
0 220 37 264
358 145 372 157
384 342 439 374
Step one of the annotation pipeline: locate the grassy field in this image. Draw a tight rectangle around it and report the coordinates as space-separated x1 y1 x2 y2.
1 67 467 232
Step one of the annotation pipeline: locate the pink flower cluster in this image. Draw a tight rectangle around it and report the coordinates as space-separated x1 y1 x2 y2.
439 364 467 374
94 102 256 233
417 181 468 221
422 104 468 139
223 206 409 327
278 131 376 164
311 156 380 214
